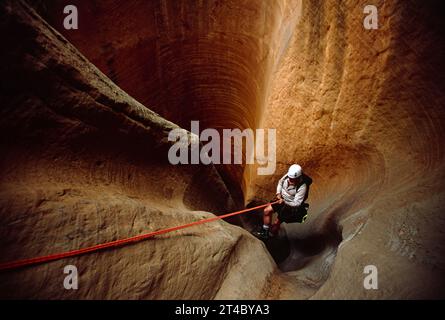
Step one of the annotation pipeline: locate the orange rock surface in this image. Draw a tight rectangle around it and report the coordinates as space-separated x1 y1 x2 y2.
1 0 444 299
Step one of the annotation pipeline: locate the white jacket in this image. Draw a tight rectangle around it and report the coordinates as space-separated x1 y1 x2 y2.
276 174 307 207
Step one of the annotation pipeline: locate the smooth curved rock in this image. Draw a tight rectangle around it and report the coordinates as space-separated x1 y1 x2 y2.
0 1 284 299
35 0 303 204
1 0 444 299
248 0 445 299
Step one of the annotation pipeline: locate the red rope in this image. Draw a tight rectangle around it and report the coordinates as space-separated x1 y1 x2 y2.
0 201 277 272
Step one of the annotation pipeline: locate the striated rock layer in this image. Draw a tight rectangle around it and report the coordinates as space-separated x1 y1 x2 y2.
35 0 303 204
0 1 289 299
248 0 445 298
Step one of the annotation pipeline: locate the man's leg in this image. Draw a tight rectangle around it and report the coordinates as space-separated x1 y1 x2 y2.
253 205 274 239
270 218 281 236
263 205 274 227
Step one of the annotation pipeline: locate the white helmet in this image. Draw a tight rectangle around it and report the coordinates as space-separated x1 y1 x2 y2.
287 164 302 178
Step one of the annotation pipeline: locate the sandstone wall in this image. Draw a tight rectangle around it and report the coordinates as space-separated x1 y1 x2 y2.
248 0 445 298
1 0 444 299
35 0 303 204
0 1 282 299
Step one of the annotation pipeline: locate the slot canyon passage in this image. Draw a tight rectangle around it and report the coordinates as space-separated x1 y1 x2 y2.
1 0 444 299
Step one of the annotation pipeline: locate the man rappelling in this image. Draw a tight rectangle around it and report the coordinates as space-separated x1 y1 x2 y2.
253 164 311 240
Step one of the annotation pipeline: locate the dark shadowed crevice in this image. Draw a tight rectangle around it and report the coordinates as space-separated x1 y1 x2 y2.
243 199 343 278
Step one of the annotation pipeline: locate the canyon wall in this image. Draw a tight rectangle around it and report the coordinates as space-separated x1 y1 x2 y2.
248 0 445 298
0 0 286 299
1 0 444 299
36 0 303 203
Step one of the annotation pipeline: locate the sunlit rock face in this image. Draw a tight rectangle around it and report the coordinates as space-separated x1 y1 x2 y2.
1 0 444 299
248 0 445 298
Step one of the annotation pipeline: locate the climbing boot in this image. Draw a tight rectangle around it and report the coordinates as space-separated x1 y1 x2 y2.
252 227 270 240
